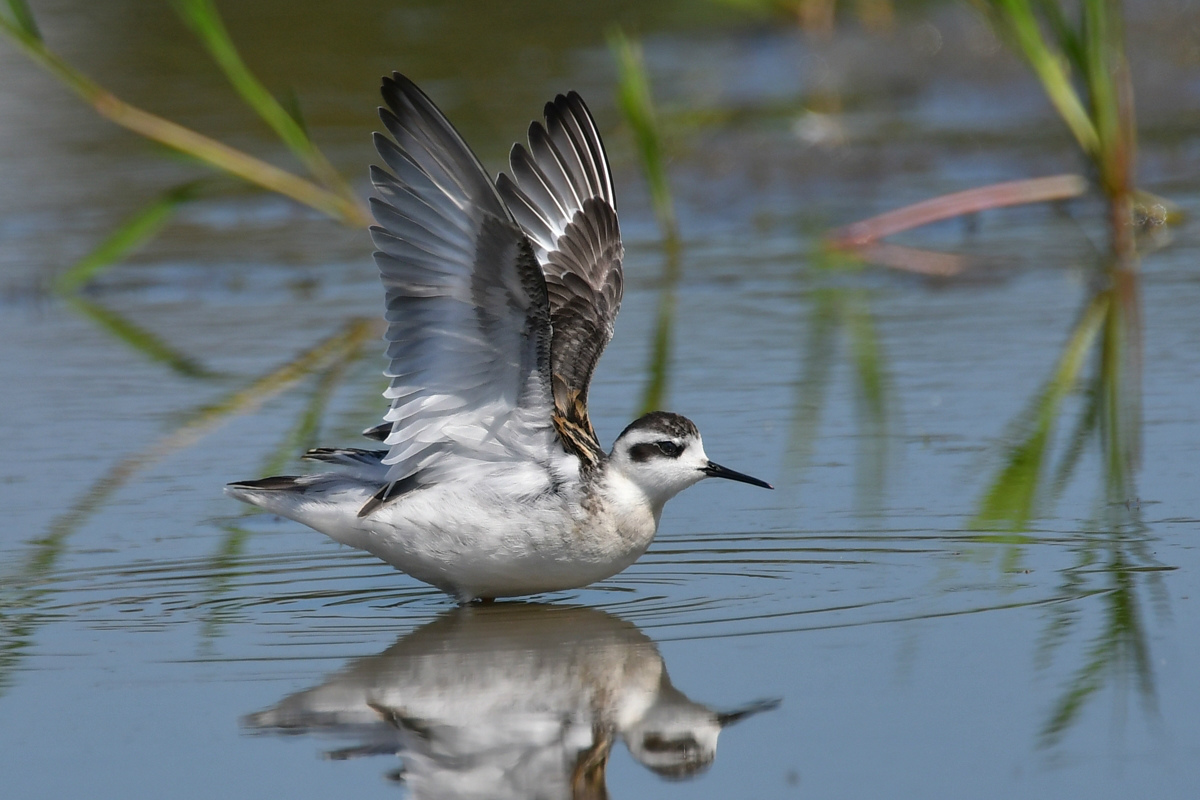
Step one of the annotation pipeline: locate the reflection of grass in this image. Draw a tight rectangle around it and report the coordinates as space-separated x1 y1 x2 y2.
42 317 375 546
51 183 219 377
972 258 1139 533
1037 503 1163 749
64 295 216 379
968 258 1156 749
199 338 370 640
972 291 1107 532
54 182 204 294
0 317 374 694
787 263 891 513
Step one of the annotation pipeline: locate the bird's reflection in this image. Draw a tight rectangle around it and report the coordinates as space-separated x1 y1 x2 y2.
244 604 778 798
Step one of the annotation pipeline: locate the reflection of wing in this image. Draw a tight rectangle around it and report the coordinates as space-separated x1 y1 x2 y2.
366 73 559 514
243 606 655 799
497 94 624 468
244 606 775 797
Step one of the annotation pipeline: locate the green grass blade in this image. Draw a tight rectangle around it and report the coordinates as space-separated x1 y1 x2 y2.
54 182 201 294
637 243 681 415
1082 0 1136 203
3 0 39 39
1033 0 1082 66
610 28 678 242
0 18 368 226
986 0 1100 155
171 0 362 212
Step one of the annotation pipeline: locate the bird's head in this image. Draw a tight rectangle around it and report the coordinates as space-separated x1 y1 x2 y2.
608 411 771 510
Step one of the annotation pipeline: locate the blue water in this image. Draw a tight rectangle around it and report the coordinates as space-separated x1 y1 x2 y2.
3 2 1200 797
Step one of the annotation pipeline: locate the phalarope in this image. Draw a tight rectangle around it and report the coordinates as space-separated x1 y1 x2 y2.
227 73 771 602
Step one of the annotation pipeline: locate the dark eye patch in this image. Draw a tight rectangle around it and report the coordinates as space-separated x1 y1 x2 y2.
628 440 685 462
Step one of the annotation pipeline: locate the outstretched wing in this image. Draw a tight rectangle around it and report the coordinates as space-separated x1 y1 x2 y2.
496 93 624 469
366 73 560 515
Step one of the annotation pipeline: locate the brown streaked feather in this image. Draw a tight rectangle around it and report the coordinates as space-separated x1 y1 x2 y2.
496 94 624 460
551 378 604 469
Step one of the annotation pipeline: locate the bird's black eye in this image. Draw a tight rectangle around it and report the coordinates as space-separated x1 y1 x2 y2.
655 440 683 458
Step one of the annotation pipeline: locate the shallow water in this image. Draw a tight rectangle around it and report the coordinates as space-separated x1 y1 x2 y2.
4 1 1200 797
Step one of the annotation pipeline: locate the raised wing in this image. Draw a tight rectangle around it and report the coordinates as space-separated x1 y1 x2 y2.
365 73 558 515
496 93 624 469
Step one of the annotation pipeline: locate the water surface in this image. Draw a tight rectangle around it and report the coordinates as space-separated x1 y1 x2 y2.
3 1 1200 797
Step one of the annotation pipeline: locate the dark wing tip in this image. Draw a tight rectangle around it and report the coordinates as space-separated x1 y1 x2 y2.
226 476 301 491
362 422 391 441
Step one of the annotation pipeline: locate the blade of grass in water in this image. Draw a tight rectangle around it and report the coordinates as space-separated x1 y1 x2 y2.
637 242 681 415
0 12 369 227
3 0 38 38
610 28 678 242
983 0 1100 156
171 0 362 213
54 182 202 295
827 174 1087 248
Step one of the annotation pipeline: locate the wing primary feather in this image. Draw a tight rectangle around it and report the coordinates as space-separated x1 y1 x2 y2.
494 92 625 467
366 73 562 487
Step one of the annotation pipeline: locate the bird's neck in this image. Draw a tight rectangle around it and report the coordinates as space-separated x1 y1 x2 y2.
598 465 664 531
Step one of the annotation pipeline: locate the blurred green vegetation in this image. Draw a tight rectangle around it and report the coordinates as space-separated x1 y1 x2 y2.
976 0 1138 253
610 28 684 416
0 1 368 226
787 279 891 515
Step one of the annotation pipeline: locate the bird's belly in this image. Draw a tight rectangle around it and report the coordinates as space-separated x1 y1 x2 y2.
353 488 656 599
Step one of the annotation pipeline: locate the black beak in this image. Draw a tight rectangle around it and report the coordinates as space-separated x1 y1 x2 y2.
701 461 773 489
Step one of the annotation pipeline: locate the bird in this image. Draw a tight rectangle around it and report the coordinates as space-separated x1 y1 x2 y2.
226 72 771 603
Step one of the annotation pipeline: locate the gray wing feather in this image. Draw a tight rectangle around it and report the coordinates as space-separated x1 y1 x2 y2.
370 73 557 490
495 93 624 454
